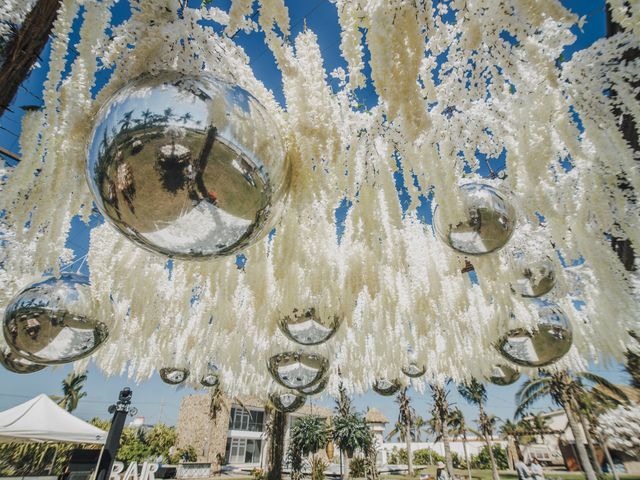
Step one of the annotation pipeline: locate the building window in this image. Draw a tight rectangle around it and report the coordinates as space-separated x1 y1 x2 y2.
225 438 262 464
228 407 264 432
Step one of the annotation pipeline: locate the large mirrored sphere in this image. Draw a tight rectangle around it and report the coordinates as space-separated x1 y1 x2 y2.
269 392 306 413
487 364 521 386
267 351 329 390
278 307 342 346
3 274 108 365
511 252 556 298
372 378 401 396
401 362 426 378
495 300 573 367
86 71 290 259
160 367 189 385
434 183 516 255
297 375 328 395
0 349 46 374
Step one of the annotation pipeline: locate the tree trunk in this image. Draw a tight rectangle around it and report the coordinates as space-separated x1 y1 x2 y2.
406 420 414 476
574 406 602 475
462 431 472 480
598 433 620 480
441 416 455 480
506 435 516 471
342 450 350 480
267 411 286 480
479 405 500 480
563 403 597 480
0 0 61 116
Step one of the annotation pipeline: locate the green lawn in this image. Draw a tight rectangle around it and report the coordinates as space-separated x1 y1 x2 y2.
379 470 640 480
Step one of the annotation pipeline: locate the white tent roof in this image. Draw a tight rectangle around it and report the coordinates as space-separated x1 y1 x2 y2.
0 394 106 444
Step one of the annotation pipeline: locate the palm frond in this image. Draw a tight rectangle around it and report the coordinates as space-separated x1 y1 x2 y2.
578 372 630 403
515 377 550 405
515 388 551 418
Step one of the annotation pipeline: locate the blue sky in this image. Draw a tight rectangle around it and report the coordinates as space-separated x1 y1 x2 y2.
0 0 628 437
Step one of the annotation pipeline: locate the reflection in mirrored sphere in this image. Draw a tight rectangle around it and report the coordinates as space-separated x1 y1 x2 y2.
0 349 46 374
487 364 521 386
511 251 556 298
496 300 572 367
160 367 189 385
3 274 108 365
297 375 328 395
434 183 516 255
372 378 401 396
86 72 290 259
267 351 329 390
278 308 342 346
269 392 306 413
401 362 426 378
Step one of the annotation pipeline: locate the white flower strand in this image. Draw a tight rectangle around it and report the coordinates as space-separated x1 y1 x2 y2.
0 0 638 397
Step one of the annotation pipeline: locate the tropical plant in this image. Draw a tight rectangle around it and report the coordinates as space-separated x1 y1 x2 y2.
429 382 456 479
332 413 372 480
396 387 415 476
458 378 500 480
146 423 177 461
413 448 444 465
515 370 628 480
333 382 372 479
311 457 327 480
349 456 366 478
471 445 509 470
412 415 427 441
625 331 639 391
264 400 287 480
498 419 522 470
288 415 329 480
448 407 472 480
52 371 88 412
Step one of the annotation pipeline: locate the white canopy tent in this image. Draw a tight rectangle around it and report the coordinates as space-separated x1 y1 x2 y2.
0 394 106 444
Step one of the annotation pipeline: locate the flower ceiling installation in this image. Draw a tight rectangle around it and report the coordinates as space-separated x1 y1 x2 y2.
0 0 639 400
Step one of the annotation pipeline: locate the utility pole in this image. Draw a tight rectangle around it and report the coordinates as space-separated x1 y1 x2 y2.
95 388 134 480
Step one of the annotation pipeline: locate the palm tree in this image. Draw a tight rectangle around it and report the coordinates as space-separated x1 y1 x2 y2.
499 420 522 470
396 387 414 476
448 407 472 480
430 383 456 480
332 384 372 480
264 400 287 480
458 378 500 480
289 415 329 480
385 420 407 442
412 415 427 442
515 371 627 480
53 371 87 412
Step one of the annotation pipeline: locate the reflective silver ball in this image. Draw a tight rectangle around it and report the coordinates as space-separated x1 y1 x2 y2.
267 351 329 390
487 364 521 386
496 300 573 367
401 363 426 378
278 307 342 346
0 349 46 374
3 274 108 365
297 375 328 395
372 378 401 396
160 367 189 385
269 392 306 413
511 252 556 298
434 183 516 255
86 72 290 259
200 362 220 387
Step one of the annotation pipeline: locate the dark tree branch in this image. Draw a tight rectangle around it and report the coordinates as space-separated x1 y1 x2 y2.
0 0 61 117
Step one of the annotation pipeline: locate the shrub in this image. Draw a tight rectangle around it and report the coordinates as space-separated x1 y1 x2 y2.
311 457 327 480
413 448 444 465
349 456 366 477
250 468 265 480
470 445 509 470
